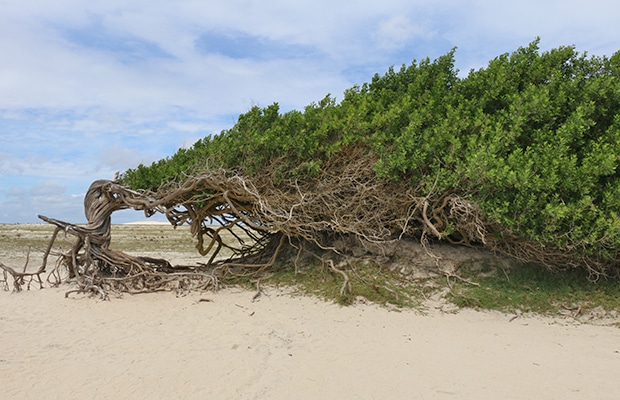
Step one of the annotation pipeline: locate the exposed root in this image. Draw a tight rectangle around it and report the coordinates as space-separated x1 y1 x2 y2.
5 146 608 298
327 260 352 296
0 261 45 292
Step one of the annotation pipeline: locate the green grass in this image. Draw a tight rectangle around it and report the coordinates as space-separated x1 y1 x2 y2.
448 262 620 317
208 250 620 322
233 258 428 309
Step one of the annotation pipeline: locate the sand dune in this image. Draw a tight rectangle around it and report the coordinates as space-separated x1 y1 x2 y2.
1 286 619 399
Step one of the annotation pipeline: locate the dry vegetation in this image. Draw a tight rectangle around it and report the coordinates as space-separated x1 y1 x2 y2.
0 174 507 301
2 145 501 301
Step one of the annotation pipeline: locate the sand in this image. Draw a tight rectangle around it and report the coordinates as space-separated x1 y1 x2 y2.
1 286 619 400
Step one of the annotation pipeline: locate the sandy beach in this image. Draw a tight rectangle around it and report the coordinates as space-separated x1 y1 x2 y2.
1 286 619 400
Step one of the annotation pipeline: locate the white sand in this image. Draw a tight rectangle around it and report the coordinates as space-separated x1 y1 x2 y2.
1 287 619 399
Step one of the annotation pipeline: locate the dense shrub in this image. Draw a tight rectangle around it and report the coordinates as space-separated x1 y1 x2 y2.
121 39 620 271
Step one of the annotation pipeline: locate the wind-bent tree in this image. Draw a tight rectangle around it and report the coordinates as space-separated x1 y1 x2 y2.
3 39 619 297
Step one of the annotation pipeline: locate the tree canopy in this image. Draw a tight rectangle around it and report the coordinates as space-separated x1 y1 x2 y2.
119 39 620 277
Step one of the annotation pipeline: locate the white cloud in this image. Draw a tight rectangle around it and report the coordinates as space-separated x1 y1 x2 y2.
0 179 84 223
0 152 26 175
0 152 77 181
375 16 433 51
98 144 145 172
439 0 620 71
28 180 67 196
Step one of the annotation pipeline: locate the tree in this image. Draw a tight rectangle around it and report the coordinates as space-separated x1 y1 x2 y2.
3 40 618 297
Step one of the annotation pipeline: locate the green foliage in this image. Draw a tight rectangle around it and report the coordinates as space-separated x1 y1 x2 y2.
121 39 620 268
461 41 620 257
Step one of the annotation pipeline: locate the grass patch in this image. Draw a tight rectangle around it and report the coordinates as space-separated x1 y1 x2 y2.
448 262 620 317
240 259 427 309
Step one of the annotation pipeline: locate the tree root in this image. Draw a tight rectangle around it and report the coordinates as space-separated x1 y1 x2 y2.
9 146 609 298
327 260 352 296
0 261 45 292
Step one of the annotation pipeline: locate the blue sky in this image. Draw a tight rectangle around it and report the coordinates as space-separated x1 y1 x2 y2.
1 0 619 223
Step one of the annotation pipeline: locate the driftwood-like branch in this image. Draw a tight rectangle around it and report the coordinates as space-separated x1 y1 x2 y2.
0 261 45 292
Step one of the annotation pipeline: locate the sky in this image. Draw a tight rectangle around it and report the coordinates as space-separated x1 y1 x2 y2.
1 0 619 224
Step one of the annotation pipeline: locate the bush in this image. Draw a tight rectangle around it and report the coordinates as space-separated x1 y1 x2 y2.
121 39 620 273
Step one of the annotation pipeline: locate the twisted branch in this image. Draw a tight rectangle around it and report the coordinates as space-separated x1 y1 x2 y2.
7 144 604 297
